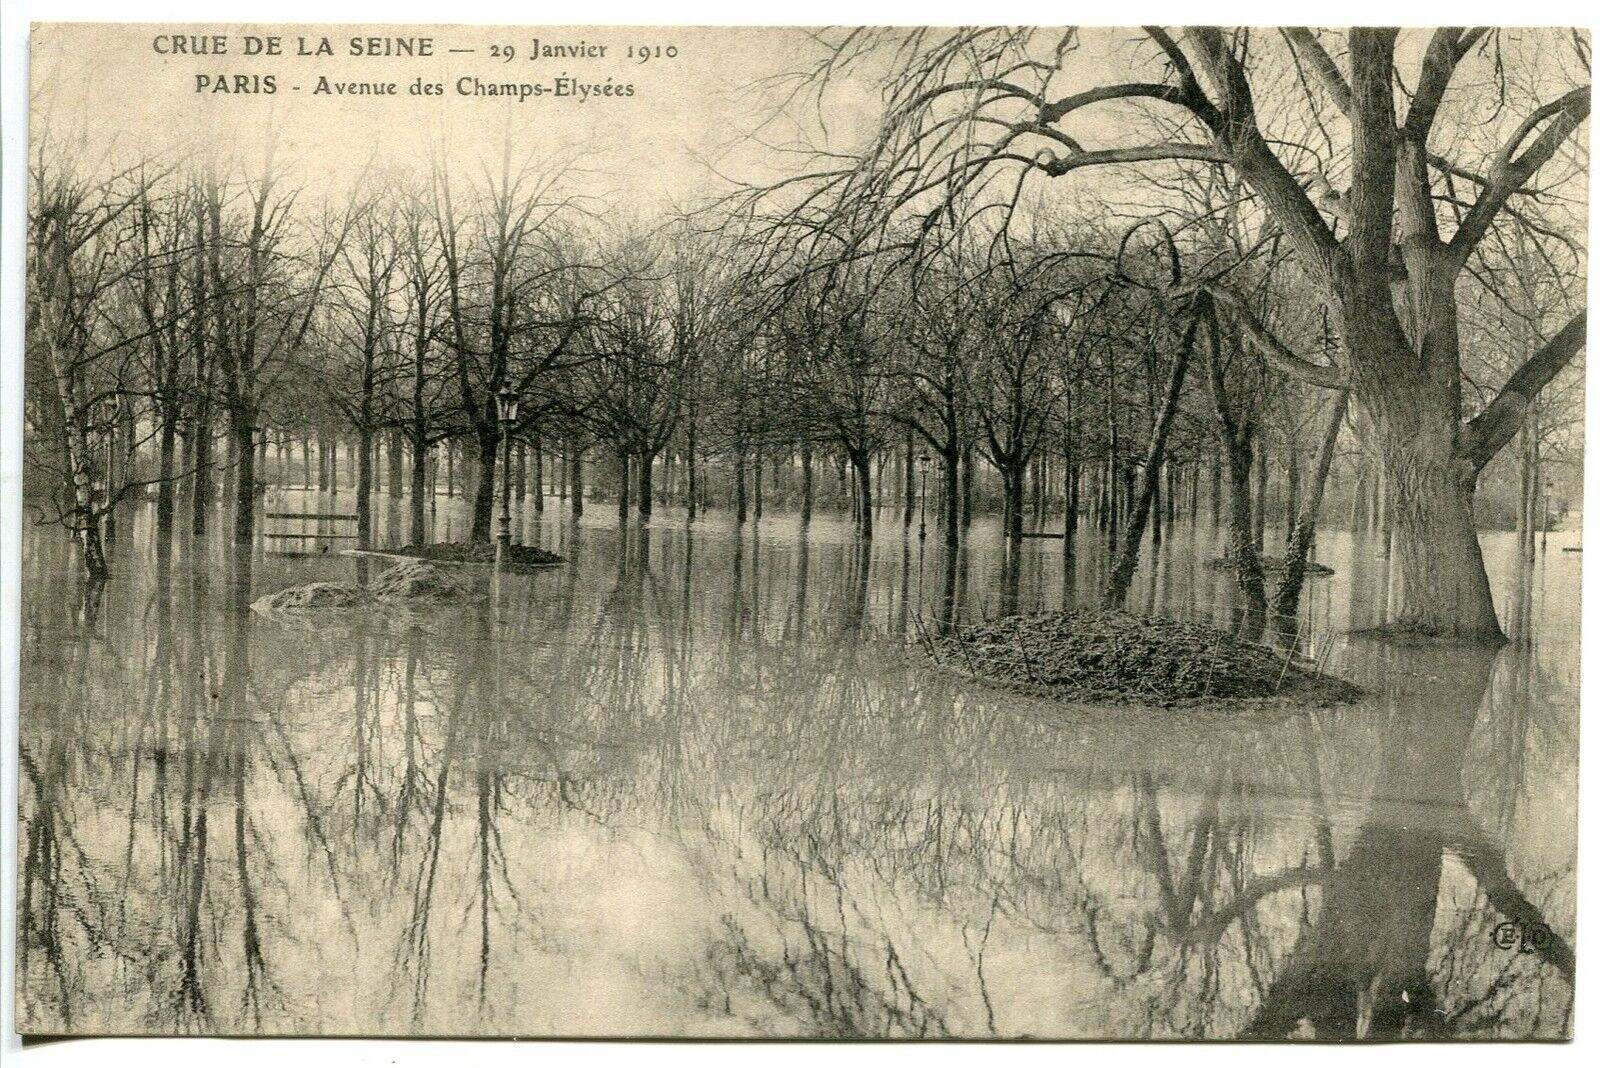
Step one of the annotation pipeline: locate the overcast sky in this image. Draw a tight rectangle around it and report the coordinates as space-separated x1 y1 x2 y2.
29 24 884 210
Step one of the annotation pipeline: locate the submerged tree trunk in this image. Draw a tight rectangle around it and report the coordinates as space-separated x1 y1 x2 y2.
686 422 699 520
229 417 257 603
638 449 656 518
1105 319 1193 608
734 446 748 523
1199 302 1267 629
1063 455 1080 560
1382 435 1501 639
960 442 974 527
849 449 874 539
1221 433 1267 629
799 441 813 526
387 430 404 497
996 460 1024 546
356 425 373 548
469 426 498 543
191 411 213 537
532 439 544 513
941 446 959 549
1274 391 1349 621
408 434 428 544
616 447 632 520
753 448 764 520
902 431 916 526
571 447 585 517
155 403 178 568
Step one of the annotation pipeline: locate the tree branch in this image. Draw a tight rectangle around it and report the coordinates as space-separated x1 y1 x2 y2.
1404 28 1485 140
1461 309 1587 471
1202 285 1349 388
1185 28 1344 286
1282 28 1351 116
1448 87 1590 268
1040 142 1227 176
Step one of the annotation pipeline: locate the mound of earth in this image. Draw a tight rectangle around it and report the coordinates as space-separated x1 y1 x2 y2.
923 609 1359 706
1207 555 1335 577
251 561 483 615
390 542 564 572
251 581 372 612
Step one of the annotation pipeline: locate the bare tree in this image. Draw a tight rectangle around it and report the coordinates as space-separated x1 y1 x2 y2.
797 27 1587 638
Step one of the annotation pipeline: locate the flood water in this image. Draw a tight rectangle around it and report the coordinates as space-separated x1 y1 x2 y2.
16 492 1579 1039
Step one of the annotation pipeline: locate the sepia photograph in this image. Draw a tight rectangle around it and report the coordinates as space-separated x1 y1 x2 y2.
8 12 1590 1045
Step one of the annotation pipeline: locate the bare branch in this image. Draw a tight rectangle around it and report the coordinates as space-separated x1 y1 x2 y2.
1461 309 1587 471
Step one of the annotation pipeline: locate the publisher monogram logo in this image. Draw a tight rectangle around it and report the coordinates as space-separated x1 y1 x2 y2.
1492 921 1555 953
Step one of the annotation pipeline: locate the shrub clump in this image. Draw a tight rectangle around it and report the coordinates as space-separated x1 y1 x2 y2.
923 609 1359 707
390 541 563 572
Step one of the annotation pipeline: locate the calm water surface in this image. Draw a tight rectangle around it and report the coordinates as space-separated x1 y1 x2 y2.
17 494 1579 1038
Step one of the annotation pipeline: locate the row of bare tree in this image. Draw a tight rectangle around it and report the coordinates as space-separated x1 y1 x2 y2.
27 28 1589 640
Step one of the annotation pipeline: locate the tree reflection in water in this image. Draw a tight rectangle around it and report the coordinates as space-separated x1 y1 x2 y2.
16 509 1578 1037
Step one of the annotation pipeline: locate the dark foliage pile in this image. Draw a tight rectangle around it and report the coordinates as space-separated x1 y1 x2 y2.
1207 555 1335 577
923 609 1359 706
366 560 482 600
390 542 564 572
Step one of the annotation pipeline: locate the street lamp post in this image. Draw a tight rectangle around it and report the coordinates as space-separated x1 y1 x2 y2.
918 453 931 540
495 385 520 570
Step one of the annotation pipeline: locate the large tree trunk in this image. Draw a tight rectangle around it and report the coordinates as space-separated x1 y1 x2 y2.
753 448 764 519
960 442 974 527
638 448 656 518
190 410 212 537
229 417 257 604
532 439 545 513
155 403 178 569
942 446 960 549
1361 342 1503 640
55 400 109 580
902 430 916 526
850 449 874 539
615 447 631 519
356 425 373 548
1208 455 1222 526
408 433 428 544
686 422 699 520
570 446 585 517
316 432 330 491
1000 461 1024 545
798 440 813 526
734 446 748 523
1221 435 1268 630
1382 438 1501 640
1063 455 1079 560
469 425 498 543
387 430 405 497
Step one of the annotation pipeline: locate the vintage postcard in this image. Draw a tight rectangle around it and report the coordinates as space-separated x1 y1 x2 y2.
17 23 1585 1039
